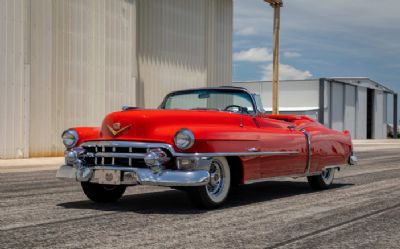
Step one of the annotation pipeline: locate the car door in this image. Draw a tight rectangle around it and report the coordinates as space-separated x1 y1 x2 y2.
255 117 308 178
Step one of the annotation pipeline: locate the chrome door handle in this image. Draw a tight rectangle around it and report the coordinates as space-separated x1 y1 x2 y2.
248 147 260 152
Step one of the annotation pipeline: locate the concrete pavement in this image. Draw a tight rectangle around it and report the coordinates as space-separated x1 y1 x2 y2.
0 140 399 248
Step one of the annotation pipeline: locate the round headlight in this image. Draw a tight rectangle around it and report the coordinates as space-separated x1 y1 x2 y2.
62 129 79 148
174 128 195 150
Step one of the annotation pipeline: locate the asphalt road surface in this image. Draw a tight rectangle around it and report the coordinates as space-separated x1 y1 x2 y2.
1 141 400 249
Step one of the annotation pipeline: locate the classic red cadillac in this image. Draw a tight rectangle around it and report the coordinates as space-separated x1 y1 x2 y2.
57 86 357 208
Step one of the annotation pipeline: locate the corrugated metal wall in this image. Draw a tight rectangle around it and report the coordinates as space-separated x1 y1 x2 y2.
206 0 233 85
137 0 233 108
0 0 233 158
356 87 367 139
330 82 345 131
344 85 356 139
373 90 386 139
29 0 137 157
0 0 27 158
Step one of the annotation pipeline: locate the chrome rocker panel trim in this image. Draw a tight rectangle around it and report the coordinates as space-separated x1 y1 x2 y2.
56 165 210 187
244 164 349 184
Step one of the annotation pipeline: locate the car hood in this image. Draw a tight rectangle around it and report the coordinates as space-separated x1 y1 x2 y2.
98 109 249 142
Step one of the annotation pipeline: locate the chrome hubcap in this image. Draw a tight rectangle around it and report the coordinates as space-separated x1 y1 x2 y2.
321 169 331 179
321 168 334 184
103 185 118 191
207 160 224 196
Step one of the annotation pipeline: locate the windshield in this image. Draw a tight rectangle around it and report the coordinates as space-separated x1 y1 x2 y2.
161 89 256 114
253 94 266 113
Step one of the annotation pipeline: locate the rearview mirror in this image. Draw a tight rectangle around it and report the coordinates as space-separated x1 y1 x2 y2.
198 93 210 99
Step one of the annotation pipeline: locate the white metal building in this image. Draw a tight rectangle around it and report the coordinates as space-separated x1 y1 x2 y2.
234 78 398 140
0 0 233 159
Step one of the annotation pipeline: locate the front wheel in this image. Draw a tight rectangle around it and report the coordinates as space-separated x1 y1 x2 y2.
307 168 335 190
187 157 231 209
81 182 126 203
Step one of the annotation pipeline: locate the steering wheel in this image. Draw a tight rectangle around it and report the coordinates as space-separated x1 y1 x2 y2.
224 105 248 114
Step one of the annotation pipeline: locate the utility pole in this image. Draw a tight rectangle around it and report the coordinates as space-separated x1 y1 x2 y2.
264 0 283 114
394 93 398 139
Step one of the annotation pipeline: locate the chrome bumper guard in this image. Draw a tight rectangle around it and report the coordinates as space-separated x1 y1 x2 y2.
349 154 358 166
56 164 210 187
349 149 358 166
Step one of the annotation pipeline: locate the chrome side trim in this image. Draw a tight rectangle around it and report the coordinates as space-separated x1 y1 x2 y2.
174 151 299 157
244 164 348 184
80 141 299 157
300 129 312 175
245 174 307 184
248 147 260 152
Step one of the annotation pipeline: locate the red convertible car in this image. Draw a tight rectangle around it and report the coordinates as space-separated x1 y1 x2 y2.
57 86 357 208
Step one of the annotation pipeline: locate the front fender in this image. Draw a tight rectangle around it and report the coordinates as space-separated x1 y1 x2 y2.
70 127 101 147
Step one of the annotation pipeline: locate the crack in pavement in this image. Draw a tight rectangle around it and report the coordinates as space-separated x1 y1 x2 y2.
264 203 400 249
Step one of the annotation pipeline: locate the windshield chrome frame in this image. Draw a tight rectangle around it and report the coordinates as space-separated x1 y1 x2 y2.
159 87 260 116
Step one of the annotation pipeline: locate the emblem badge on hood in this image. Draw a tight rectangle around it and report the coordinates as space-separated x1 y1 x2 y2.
113 123 121 130
107 123 132 136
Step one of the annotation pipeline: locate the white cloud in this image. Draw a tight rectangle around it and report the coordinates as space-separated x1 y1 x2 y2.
234 48 272 62
236 27 257 36
261 64 312 81
283 51 301 58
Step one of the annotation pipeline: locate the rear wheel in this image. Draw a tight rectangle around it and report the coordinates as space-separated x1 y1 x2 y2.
81 182 126 203
307 168 335 190
187 157 231 209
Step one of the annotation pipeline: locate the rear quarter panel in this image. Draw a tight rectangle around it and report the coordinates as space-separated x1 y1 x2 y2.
304 124 352 172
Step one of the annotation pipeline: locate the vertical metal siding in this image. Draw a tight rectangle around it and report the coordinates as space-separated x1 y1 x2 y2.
29 0 137 157
30 0 53 157
137 0 233 108
330 82 345 131
206 0 233 86
0 0 26 159
356 87 367 139
323 81 330 127
383 93 388 137
137 0 207 108
373 90 385 139
1 0 233 158
344 85 356 138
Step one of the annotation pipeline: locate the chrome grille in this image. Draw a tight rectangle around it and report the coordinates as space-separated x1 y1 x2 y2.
82 144 149 168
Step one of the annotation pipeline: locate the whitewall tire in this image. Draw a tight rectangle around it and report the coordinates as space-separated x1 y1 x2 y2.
307 168 335 190
187 157 231 209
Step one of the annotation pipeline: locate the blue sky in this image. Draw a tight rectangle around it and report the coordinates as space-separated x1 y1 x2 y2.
233 0 400 95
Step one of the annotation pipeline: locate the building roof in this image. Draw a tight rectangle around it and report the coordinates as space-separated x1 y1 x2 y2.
234 77 396 94
327 77 396 94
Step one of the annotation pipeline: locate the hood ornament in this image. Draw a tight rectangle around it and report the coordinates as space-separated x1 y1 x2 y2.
107 123 132 136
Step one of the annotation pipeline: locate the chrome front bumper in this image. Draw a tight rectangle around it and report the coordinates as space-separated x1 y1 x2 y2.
58 141 214 187
56 165 210 187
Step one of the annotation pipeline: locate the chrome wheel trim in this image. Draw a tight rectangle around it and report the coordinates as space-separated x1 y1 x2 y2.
321 168 334 185
103 185 118 191
206 158 230 203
